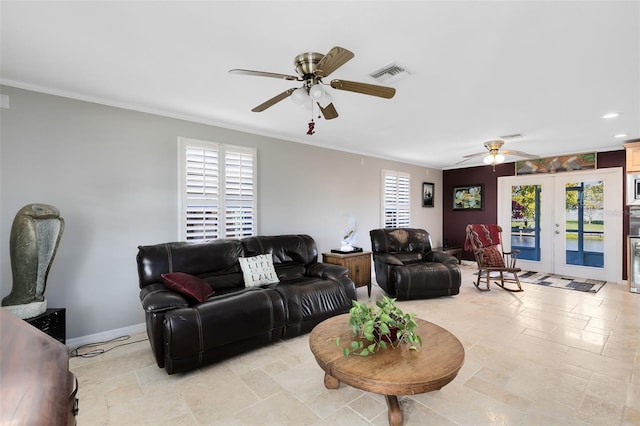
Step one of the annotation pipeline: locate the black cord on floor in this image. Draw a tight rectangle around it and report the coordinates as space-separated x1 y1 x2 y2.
69 335 148 358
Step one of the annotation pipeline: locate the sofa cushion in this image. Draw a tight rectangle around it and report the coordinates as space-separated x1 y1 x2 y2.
161 272 214 303
239 254 280 287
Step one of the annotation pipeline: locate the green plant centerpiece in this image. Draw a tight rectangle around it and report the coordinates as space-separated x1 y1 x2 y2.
336 296 422 357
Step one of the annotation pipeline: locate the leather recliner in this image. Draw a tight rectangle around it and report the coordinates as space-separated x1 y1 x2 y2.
370 228 461 300
137 234 356 374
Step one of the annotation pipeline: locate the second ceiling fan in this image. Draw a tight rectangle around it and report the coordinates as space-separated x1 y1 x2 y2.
458 139 537 170
229 46 396 126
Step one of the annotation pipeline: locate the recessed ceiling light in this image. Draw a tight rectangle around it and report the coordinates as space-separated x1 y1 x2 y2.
615 133 628 138
602 112 621 119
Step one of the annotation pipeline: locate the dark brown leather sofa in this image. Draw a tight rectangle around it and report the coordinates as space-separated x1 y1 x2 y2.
137 234 356 374
370 228 461 300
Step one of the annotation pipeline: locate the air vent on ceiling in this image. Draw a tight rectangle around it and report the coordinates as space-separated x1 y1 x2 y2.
499 133 523 140
369 62 412 84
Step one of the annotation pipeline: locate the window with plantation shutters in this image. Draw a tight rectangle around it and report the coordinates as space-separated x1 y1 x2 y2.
382 169 410 228
179 137 256 241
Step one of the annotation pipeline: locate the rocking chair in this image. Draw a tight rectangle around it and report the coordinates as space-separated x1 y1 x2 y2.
464 224 523 292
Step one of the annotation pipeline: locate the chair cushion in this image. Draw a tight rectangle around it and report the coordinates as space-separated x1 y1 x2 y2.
482 245 505 267
161 272 214 303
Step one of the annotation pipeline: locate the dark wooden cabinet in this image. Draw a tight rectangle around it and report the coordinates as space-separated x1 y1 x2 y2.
25 308 66 343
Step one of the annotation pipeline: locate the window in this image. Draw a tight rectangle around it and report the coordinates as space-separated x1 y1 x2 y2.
179 137 256 241
382 169 410 228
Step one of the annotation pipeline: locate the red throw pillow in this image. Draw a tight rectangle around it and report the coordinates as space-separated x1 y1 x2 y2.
482 245 505 267
161 272 214 303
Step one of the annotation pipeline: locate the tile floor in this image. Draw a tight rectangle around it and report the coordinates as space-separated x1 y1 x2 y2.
70 264 640 425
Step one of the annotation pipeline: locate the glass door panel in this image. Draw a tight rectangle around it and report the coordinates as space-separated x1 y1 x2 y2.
510 184 542 261
564 180 604 268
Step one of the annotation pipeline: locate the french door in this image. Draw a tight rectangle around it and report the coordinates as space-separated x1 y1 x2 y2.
497 168 623 282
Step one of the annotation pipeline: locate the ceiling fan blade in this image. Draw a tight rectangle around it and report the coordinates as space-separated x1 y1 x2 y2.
316 46 354 78
319 103 339 120
456 157 476 165
251 88 296 112
229 69 299 81
502 150 537 158
330 79 396 99
462 152 487 159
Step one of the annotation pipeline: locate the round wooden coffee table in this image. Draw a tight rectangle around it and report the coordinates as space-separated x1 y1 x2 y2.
309 314 464 426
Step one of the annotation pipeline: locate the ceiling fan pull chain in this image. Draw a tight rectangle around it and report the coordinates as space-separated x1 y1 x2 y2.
307 119 315 136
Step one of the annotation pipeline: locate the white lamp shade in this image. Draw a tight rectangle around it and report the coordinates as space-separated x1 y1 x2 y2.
291 88 309 105
484 153 505 165
309 84 325 100
317 92 332 108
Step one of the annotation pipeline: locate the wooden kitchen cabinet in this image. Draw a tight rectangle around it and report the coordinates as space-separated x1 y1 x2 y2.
624 141 640 172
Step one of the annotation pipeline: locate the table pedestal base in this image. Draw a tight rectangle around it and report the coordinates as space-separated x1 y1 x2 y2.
324 372 403 426
385 395 402 426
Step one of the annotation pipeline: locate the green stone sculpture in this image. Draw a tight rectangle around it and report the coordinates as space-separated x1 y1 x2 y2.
1 204 64 319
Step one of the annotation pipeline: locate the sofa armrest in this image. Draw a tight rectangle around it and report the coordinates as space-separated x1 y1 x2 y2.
306 262 349 280
374 253 404 266
425 251 458 265
139 283 189 313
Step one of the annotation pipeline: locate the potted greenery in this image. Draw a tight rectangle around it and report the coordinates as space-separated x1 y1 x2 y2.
336 296 422 357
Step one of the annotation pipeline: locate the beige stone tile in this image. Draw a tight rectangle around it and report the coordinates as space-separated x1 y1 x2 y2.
503 364 588 408
239 367 284 399
178 365 260 424
395 397 458 426
623 404 640 426
576 393 624 425
558 361 593 380
108 386 192 425
411 381 524 425
464 376 532 410
522 398 584 426
74 395 110 426
104 382 142 407
347 394 386 421
585 372 630 407
232 391 320 425
311 406 371 426
565 347 634 382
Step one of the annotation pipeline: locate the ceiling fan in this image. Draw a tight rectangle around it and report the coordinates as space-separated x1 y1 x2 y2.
457 139 537 170
229 46 396 133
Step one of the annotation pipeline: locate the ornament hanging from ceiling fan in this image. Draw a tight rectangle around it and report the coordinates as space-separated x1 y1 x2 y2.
229 46 396 135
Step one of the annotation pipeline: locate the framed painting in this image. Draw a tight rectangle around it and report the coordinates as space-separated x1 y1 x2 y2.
515 152 596 175
453 184 484 211
422 182 434 207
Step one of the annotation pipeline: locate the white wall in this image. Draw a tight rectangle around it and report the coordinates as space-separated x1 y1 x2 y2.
0 86 443 340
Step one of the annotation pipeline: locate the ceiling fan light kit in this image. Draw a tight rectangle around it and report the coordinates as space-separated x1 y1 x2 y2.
483 153 505 165
229 46 396 135
458 138 536 171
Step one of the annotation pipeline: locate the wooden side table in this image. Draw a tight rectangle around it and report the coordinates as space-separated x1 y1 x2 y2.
322 251 372 297
432 247 462 264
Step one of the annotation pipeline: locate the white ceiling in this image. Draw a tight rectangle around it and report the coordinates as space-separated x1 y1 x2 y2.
2 1 638 169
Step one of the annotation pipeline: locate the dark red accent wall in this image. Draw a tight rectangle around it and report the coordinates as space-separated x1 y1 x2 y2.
443 150 627 278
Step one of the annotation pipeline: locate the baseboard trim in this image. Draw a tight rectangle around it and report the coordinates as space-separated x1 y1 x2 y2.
66 322 146 349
